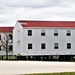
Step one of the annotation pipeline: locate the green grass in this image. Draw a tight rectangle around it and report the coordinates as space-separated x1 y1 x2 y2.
0 55 17 60
19 72 75 75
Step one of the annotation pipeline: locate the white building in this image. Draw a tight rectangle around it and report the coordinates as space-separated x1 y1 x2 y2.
0 27 13 55
13 20 75 60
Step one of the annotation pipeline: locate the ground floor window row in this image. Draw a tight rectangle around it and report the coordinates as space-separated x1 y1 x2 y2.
0 45 13 51
28 43 71 49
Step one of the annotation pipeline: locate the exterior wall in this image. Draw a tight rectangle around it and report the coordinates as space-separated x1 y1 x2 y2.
22 28 75 56
0 32 13 55
13 22 23 55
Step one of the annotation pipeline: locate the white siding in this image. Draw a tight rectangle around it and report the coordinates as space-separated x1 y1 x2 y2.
13 23 75 56
13 22 23 55
22 28 75 55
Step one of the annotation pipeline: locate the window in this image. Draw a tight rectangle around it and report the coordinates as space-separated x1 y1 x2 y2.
41 30 45 36
28 43 32 49
0 46 1 51
9 45 13 51
67 43 71 49
28 30 32 36
0 35 1 40
54 43 59 49
67 30 71 36
54 30 58 36
41 43 46 49
9 34 12 39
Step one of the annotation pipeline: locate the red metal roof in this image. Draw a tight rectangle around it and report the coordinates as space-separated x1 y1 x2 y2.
18 20 75 28
0 27 14 32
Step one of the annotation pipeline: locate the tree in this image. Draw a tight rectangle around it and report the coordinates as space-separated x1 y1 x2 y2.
1 32 12 60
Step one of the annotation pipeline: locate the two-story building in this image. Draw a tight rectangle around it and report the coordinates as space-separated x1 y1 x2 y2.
0 27 13 55
13 20 75 61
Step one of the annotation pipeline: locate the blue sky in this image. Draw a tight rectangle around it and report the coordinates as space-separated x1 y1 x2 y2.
0 0 75 26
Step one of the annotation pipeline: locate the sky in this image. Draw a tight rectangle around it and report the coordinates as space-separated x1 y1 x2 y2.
0 0 75 26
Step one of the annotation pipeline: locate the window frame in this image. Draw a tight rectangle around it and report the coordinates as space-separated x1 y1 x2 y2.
9 34 12 39
41 43 46 49
0 46 1 51
28 43 32 49
0 35 1 40
41 30 45 36
28 30 32 36
54 43 59 49
9 45 13 51
54 30 58 36
66 30 71 36
67 43 71 49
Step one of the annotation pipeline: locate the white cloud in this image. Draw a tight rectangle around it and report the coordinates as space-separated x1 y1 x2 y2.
0 0 75 26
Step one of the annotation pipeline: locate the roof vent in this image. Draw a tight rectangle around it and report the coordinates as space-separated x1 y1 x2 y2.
24 23 27 25
20 23 27 25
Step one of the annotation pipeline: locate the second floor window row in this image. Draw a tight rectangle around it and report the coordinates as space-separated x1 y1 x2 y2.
0 45 13 51
28 30 71 36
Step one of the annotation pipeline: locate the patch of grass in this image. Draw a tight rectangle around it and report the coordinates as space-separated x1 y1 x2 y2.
2 55 16 60
19 72 75 75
